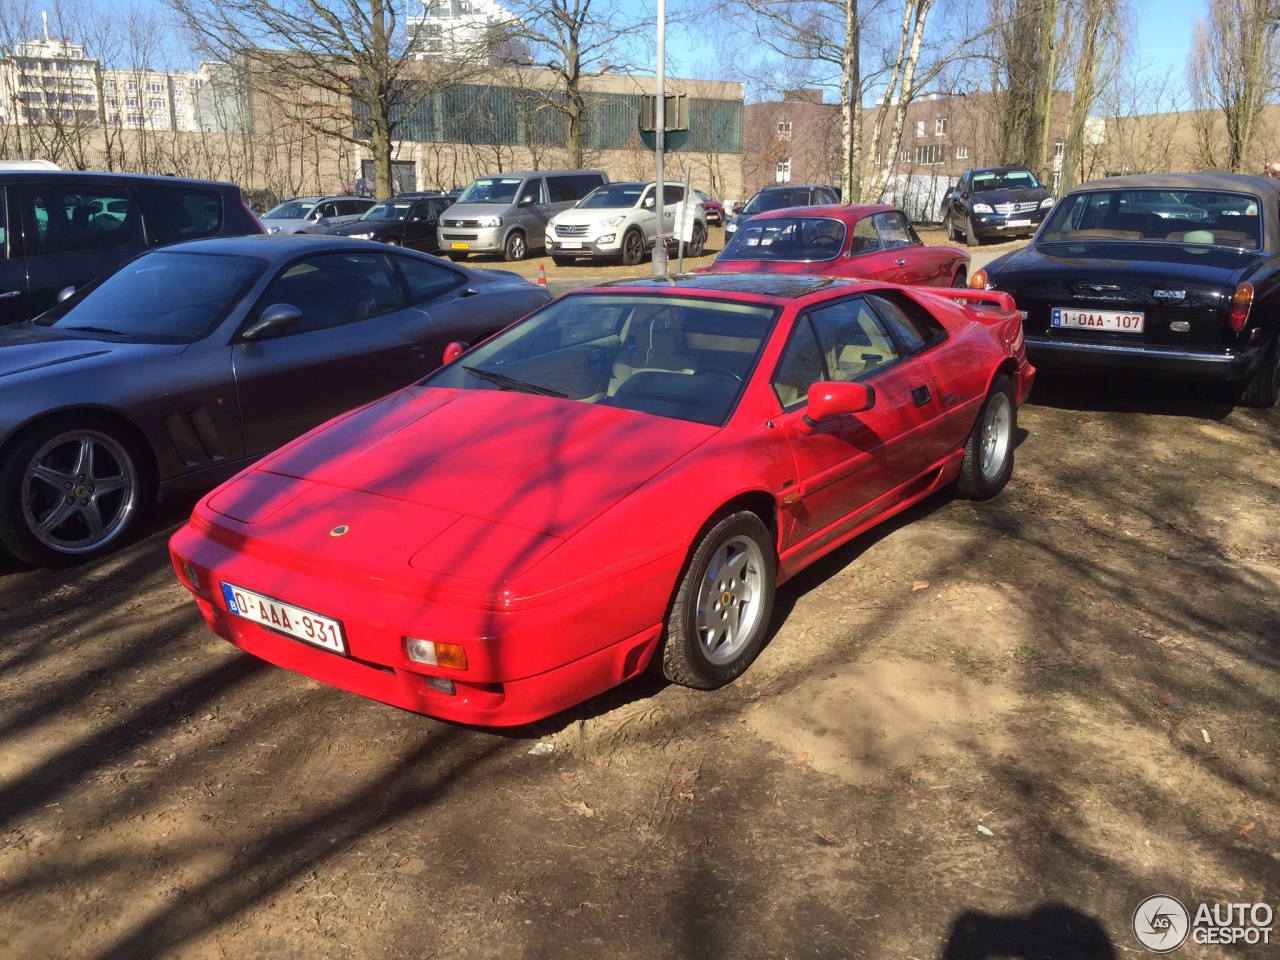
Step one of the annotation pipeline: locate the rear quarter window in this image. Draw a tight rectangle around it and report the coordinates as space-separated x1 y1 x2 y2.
144 186 224 241
548 174 606 203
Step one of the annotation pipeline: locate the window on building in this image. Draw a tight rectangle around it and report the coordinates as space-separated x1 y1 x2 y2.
956 145 969 160
1055 140 1065 158
916 120 926 137
776 159 792 183
148 81 163 93
126 97 139 108
777 119 792 141
149 98 165 109
874 151 881 166
915 144 944 165
935 117 948 136
899 149 910 162
126 81 138 92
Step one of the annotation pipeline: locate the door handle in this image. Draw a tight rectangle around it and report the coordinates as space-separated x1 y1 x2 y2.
411 346 425 359
0 291 20 300
895 259 906 266
911 385 931 407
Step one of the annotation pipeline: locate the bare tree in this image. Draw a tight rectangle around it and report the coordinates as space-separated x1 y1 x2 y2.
1057 0 1123 191
1187 0 1280 173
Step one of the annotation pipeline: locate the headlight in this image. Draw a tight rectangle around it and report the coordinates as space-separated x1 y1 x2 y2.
477 216 502 228
598 215 624 228
350 232 373 240
1040 197 1055 208
972 203 994 214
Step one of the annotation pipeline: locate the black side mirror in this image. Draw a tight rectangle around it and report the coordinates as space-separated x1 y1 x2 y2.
56 285 76 302
241 303 303 341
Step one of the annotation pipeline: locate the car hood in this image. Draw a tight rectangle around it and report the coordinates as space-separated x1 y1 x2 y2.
327 220 398 237
988 241 1260 294
0 325 178 380
208 385 716 580
554 207 641 226
971 187 1049 205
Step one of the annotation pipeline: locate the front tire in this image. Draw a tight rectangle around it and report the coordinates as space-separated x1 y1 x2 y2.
619 229 645 267
946 216 958 242
955 376 1016 500
662 512 776 690
385 236 402 247
951 266 967 288
1232 337 1280 407
0 419 148 566
503 231 527 262
964 216 980 247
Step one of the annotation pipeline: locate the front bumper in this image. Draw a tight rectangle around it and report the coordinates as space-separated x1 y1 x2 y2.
545 233 624 259
1025 336 1265 381
971 210 1048 238
438 226 504 254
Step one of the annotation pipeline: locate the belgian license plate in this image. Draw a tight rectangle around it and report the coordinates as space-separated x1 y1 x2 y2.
221 582 347 655
1051 307 1145 333
560 241 582 249
1005 219 1031 227
450 241 470 251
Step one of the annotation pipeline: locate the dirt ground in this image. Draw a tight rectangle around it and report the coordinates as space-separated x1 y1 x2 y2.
0 235 1277 958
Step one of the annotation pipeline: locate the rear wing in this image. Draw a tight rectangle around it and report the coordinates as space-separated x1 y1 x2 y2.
923 287 1018 321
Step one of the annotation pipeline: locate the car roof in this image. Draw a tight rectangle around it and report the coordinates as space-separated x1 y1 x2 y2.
1065 170 1280 196
0 169 241 189
154 234 450 261
969 165 1033 175
592 272 866 302
757 184 831 193
746 203 897 222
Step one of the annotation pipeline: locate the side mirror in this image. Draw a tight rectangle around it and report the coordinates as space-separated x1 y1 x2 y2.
241 303 303 341
643 196 656 209
443 341 469 364
519 194 536 207
56 285 76 302
800 381 875 432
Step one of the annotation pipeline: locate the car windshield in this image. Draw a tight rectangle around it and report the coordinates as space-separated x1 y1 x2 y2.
742 190 815 215
577 184 645 209
33 251 266 343
362 201 412 222
1039 188 1261 249
425 293 780 426
971 170 1041 191
457 178 523 204
719 216 846 262
263 200 317 219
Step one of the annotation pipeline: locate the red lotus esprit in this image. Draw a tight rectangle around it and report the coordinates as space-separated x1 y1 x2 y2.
170 274 1033 726
695 204 970 287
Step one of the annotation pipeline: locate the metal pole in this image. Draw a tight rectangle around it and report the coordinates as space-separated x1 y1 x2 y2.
677 163 691 273
652 0 668 276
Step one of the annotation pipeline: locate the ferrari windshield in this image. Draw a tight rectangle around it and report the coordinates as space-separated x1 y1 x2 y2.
427 293 780 426
33 251 266 343
1040 188 1261 249
719 216 846 262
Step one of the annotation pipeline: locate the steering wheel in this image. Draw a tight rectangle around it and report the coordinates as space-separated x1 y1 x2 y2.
700 365 742 381
811 235 839 249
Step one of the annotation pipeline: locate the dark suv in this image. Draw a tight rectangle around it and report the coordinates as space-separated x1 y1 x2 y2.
0 170 262 324
941 165 1055 247
725 184 840 239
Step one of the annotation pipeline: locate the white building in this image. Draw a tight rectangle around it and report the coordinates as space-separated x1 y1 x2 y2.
406 0 514 61
0 25 100 127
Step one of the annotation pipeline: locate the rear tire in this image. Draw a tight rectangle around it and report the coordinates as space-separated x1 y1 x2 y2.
686 223 706 258
955 376 1016 500
662 512 776 690
1232 337 1280 407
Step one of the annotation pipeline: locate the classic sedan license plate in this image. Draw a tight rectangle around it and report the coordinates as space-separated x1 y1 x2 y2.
1051 307 1145 333
221 582 347 655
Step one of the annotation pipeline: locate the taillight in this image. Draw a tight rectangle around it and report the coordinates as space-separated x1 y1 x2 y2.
1230 282 1253 331
969 268 988 289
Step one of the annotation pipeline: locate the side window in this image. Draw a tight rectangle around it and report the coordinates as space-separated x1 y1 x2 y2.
316 201 340 219
145 186 223 240
547 176 577 204
28 185 144 255
392 254 464 303
867 293 938 354
250 252 402 338
849 216 882 255
662 185 684 206
874 211 915 249
522 178 547 205
771 318 826 409
336 200 360 217
809 297 900 381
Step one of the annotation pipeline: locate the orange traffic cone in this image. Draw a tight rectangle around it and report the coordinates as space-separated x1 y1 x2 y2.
537 263 547 285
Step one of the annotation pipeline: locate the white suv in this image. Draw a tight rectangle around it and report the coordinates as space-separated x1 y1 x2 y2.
545 182 707 266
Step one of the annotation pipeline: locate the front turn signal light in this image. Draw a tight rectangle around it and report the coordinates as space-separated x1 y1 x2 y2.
1229 282 1253 331
969 268 989 289
405 638 468 670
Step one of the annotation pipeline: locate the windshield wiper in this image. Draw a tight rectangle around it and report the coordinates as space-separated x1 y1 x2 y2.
64 325 123 335
463 365 567 398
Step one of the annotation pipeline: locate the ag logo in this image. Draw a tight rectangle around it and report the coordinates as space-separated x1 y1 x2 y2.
1133 895 1190 952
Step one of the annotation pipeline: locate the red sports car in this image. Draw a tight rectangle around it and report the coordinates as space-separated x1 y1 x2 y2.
694 188 725 226
695 204 969 286
171 275 1034 726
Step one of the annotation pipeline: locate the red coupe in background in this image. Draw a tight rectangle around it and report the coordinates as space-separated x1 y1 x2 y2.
696 204 970 287
171 274 1033 727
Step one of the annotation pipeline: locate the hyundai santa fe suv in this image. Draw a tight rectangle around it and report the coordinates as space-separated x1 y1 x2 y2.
544 181 707 265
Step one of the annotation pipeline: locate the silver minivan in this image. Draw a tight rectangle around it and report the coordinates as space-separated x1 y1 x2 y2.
438 169 608 261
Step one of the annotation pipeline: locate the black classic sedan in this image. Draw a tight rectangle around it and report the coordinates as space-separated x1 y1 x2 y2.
0 235 551 566
325 193 452 251
941 165 1055 246
970 172 1280 407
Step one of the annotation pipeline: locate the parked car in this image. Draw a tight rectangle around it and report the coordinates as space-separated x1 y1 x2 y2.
0 235 551 566
325 194 452 251
694 188 725 226
941 165 1055 247
695 205 969 286
544 181 708 266
0 170 262 325
170 273 1034 726
260 196 375 234
970 171 1279 407
439 169 608 262
724 184 840 239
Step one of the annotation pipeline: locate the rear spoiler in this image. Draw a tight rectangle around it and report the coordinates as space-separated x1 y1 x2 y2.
924 287 1018 318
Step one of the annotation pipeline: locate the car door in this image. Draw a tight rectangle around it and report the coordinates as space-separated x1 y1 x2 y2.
405 200 441 250
517 177 551 250
16 181 149 321
873 210 945 285
770 295 942 561
0 185 28 324
949 172 972 227
660 184 685 244
231 250 421 457
844 213 907 281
